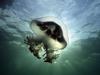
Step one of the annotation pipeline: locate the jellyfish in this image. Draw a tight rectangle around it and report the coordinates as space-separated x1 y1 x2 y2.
25 17 69 63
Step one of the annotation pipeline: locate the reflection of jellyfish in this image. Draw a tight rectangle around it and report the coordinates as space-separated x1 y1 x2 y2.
25 17 69 63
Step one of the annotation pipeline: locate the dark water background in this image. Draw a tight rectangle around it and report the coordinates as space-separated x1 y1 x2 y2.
0 0 100 75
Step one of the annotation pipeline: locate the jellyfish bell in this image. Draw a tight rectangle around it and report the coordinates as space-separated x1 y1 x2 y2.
25 16 69 63
30 17 68 50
